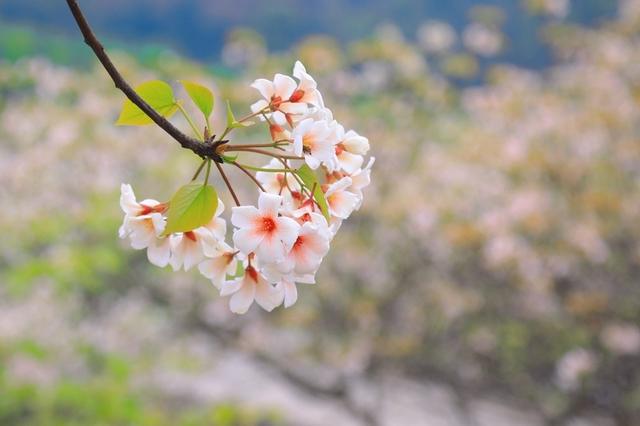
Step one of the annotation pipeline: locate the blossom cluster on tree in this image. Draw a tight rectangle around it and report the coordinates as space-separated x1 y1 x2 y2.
118 61 373 314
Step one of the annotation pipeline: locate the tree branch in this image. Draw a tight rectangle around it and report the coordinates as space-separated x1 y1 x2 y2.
65 0 223 162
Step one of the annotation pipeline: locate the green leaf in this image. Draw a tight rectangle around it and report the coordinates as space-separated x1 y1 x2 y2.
116 80 178 126
180 80 214 119
225 100 252 129
163 182 218 235
296 164 331 221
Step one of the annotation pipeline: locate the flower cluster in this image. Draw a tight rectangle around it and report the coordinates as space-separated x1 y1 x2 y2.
118 61 373 314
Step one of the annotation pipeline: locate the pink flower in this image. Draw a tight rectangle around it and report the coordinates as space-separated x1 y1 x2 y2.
169 199 226 271
251 74 308 126
198 241 239 289
278 222 330 276
292 118 336 169
333 125 370 174
231 192 300 263
220 265 284 314
292 61 323 107
118 184 171 267
325 177 361 220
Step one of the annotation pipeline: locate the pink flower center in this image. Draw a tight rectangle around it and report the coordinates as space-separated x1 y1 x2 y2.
270 95 283 109
335 143 345 155
260 217 277 233
289 89 305 103
246 265 259 283
184 231 197 242
293 236 305 251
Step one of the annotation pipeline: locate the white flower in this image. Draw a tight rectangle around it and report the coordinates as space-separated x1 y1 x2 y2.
198 241 239 289
147 237 172 268
333 125 370 174
292 118 335 169
348 157 375 209
275 274 315 308
292 61 323 107
168 200 225 271
202 199 227 241
169 228 219 272
251 74 308 126
231 192 300 263
118 184 171 267
220 265 284 314
325 177 360 220
255 158 301 198
277 222 330 276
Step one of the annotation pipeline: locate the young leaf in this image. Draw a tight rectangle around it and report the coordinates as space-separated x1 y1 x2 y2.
116 80 179 126
296 164 331 221
163 182 218 235
225 100 252 129
180 80 214 120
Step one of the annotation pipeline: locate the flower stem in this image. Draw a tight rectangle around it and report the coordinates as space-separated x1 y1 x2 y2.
225 147 303 160
232 162 266 192
214 161 240 206
234 163 295 173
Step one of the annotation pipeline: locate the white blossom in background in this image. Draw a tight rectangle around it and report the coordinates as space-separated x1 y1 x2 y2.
600 323 640 355
556 348 598 391
417 20 457 53
463 23 503 57
118 60 373 314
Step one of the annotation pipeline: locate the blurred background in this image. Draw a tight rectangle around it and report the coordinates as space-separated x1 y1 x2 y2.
1 0 639 425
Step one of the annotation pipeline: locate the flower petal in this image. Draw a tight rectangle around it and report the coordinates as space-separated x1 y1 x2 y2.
229 279 256 314
233 227 264 255
258 192 283 218
273 73 297 99
231 205 260 228
251 78 274 100
147 237 171 267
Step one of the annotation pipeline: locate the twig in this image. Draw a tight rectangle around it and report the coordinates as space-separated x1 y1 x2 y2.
214 161 240 206
65 0 222 161
231 162 266 192
225 147 303 160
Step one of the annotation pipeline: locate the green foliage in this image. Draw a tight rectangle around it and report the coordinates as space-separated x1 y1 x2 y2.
180 80 214 121
164 182 218 235
295 164 330 221
116 80 178 126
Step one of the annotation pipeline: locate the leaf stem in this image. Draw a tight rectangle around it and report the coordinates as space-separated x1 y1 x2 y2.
177 102 204 140
191 159 207 181
204 159 212 185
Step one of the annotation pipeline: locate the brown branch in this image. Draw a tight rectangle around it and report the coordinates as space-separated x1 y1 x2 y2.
65 0 223 162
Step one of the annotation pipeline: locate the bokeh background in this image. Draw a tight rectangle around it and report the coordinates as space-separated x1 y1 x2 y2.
1 0 639 425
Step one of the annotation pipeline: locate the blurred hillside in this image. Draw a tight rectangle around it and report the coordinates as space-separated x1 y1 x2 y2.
1 0 617 68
